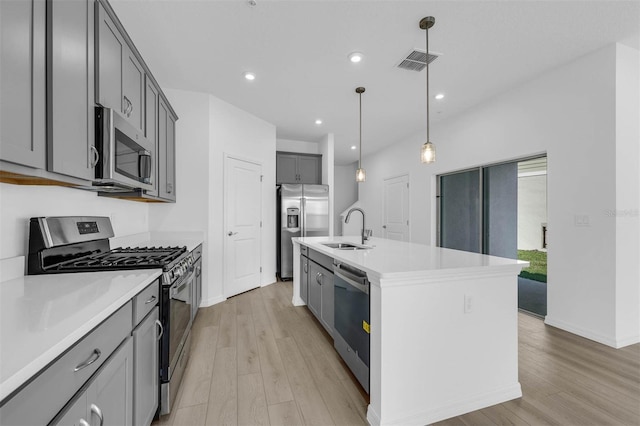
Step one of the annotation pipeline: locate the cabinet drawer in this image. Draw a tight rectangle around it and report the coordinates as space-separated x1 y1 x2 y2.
133 279 159 326
309 248 333 271
0 302 132 426
300 245 308 257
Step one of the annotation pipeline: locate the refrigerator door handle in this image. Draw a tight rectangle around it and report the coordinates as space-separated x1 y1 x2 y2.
301 196 306 237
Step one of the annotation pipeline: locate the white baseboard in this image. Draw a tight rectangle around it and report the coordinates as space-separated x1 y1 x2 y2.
201 295 226 307
544 315 622 347
368 383 522 426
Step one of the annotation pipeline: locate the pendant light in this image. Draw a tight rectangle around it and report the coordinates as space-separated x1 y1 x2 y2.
420 16 436 164
356 87 366 182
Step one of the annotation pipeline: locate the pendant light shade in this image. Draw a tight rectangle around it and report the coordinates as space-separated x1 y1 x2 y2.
420 16 436 164
356 87 366 182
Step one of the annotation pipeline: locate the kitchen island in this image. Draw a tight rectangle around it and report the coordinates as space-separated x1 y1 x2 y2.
292 236 528 426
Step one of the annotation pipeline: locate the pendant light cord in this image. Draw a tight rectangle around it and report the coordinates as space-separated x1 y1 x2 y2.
359 91 362 168
426 24 430 144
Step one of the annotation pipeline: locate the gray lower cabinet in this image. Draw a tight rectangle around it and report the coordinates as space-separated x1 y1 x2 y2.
133 307 160 426
276 152 322 184
0 0 46 169
47 0 96 180
307 259 334 336
158 97 177 201
53 337 134 426
300 254 309 303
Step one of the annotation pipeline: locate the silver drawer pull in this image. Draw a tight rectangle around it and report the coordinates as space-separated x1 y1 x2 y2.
91 403 104 426
155 319 164 340
74 348 101 372
145 295 157 304
80 419 90 426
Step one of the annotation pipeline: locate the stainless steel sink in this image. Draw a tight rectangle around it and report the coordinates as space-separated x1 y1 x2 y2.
321 242 370 250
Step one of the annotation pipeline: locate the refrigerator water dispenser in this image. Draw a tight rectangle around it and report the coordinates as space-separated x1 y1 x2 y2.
287 208 300 228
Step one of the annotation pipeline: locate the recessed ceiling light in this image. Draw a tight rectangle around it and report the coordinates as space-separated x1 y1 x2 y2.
435 93 445 100
244 72 256 81
315 119 322 125
351 145 357 150
348 52 363 63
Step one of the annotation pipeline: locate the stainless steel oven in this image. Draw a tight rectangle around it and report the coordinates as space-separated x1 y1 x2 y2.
160 265 194 414
333 262 370 393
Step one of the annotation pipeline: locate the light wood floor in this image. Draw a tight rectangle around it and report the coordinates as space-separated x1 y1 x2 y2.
154 281 640 426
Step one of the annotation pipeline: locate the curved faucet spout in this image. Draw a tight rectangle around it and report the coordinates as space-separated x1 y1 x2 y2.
345 208 367 245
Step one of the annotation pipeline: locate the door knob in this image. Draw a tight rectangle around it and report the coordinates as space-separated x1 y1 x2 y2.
228 231 238 236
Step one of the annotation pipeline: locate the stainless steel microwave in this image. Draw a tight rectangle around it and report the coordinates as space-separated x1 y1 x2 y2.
94 106 154 191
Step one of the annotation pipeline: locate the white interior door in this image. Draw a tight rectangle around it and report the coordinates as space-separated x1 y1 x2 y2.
224 156 262 298
383 175 410 241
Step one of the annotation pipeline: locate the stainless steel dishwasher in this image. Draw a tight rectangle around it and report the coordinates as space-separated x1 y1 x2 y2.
333 262 370 393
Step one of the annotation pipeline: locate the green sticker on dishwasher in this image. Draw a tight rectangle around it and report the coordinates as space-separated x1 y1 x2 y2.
362 320 370 334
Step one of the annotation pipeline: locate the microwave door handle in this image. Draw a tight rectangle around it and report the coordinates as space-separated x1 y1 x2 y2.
139 150 152 182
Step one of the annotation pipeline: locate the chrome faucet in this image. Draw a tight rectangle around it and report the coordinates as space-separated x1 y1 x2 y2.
345 207 371 245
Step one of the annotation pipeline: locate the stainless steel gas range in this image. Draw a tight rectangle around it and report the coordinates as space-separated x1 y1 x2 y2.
27 216 193 416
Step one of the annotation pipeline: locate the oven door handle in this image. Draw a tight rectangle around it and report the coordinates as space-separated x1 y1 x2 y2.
171 271 195 297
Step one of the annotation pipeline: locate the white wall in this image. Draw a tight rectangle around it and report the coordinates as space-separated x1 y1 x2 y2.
153 89 277 307
334 162 358 236
614 44 640 346
276 138 319 155
359 44 639 348
209 95 277 302
517 173 547 250
0 183 149 261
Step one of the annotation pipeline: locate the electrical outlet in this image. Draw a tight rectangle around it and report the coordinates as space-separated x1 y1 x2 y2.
464 294 473 314
574 215 590 227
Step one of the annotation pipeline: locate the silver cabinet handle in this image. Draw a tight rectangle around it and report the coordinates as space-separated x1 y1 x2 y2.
145 295 157 304
303 263 308 273
166 183 173 194
79 419 90 426
90 404 104 426
74 348 101 372
155 319 164 340
228 231 238 236
123 96 132 117
382 225 387 229
316 272 322 285
90 146 99 167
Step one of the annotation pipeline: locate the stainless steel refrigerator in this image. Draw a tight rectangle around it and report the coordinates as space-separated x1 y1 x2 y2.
277 184 329 279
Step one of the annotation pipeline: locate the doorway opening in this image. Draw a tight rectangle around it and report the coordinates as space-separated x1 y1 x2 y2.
437 155 548 317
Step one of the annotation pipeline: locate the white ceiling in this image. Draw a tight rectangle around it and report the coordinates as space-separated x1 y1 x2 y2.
111 0 640 165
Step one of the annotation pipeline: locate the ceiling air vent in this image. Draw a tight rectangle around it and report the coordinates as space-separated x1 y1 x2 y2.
396 49 439 72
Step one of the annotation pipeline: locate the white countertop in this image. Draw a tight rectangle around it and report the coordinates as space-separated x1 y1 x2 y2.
294 236 527 282
0 269 162 402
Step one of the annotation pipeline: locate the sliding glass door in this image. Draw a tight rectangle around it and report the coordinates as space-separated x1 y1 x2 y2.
439 169 481 253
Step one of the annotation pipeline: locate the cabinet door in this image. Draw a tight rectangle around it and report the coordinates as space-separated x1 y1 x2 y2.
158 97 176 201
307 261 322 319
276 153 298 184
88 337 134 426
133 308 159 426
47 0 95 180
297 155 321 184
51 391 88 426
0 0 46 168
144 78 159 196
96 3 123 112
319 270 334 336
122 45 145 132
300 255 309 303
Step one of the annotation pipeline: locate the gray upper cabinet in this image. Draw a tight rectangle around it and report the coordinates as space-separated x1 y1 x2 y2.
0 0 46 169
96 2 145 134
122 45 145 132
47 0 95 180
145 77 159 196
276 152 322 184
158 97 176 201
